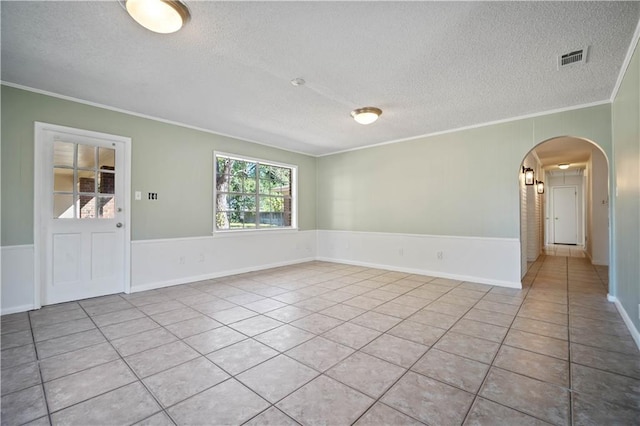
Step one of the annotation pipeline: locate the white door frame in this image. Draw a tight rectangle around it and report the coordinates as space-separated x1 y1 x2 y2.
34 122 132 309
550 185 579 245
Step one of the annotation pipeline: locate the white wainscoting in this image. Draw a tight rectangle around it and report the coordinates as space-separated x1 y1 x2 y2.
1 245 36 314
317 230 522 288
131 230 317 292
0 230 519 314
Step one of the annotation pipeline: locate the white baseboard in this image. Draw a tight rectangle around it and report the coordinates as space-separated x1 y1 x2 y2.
586 246 609 267
133 257 316 292
317 230 522 288
1 245 35 315
315 257 518 288
1 304 37 315
608 295 640 350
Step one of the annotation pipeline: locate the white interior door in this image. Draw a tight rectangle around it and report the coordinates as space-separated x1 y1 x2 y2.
553 186 578 245
36 123 130 306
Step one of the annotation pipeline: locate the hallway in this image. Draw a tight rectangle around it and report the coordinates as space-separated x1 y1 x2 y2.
1 255 638 425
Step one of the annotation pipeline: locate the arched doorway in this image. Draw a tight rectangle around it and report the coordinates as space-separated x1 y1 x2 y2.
518 136 610 289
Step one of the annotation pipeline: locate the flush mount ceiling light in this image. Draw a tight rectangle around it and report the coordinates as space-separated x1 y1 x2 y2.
351 107 382 125
558 163 570 170
125 0 190 34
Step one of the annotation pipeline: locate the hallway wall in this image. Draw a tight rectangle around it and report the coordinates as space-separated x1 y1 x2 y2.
520 152 543 278
612 39 640 338
586 148 610 265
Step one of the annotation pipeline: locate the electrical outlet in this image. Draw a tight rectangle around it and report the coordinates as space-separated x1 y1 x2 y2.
135 191 141 200
437 251 443 260
198 253 205 263
179 256 185 265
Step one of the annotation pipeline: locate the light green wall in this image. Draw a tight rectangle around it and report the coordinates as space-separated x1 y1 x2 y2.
612 41 640 331
317 104 612 238
1 85 317 245
1 85 617 252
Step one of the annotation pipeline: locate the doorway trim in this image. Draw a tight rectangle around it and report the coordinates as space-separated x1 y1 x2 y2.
33 122 132 309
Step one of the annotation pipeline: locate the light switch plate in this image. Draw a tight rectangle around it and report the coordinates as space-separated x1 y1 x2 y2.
135 191 141 200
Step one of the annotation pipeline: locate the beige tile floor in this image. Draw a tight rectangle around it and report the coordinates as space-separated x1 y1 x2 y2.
1 255 639 425
543 244 587 258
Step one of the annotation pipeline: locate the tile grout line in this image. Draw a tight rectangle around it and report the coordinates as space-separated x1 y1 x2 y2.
229 273 443 425
5 259 636 425
349 277 524 425
565 256 575 426
460 254 546 425
27 308 54 426
76 297 179 426
224 268 560 421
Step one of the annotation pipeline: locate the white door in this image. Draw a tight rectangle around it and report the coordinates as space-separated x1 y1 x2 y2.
36 123 130 305
553 186 578 244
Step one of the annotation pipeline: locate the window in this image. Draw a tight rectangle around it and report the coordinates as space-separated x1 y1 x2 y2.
214 153 296 231
53 141 116 219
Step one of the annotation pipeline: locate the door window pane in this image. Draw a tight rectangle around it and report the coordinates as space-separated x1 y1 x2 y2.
98 171 115 194
77 144 96 169
98 196 115 218
98 147 115 170
78 196 96 218
53 168 74 192
77 170 96 193
53 141 74 167
54 194 74 218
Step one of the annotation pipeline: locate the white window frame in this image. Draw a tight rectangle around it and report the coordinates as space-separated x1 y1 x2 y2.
213 151 298 234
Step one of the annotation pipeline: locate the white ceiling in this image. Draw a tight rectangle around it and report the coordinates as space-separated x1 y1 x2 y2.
533 136 597 171
2 1 639 156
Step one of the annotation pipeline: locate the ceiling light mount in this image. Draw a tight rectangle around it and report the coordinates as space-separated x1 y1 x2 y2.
351 107 382 125
290 78 306 87
558 163 570 170
125 0 190 34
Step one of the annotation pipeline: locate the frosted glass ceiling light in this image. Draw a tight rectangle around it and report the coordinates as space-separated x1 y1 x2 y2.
351 107 382 125
558 163 570 170
126 0 190 34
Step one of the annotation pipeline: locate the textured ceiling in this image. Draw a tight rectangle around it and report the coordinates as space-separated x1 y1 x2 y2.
2 1 639 156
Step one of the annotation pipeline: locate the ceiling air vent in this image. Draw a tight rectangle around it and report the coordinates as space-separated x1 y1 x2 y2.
558 47 588 69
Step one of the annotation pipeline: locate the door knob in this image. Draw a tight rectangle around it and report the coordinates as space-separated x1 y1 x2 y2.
116 222 123 228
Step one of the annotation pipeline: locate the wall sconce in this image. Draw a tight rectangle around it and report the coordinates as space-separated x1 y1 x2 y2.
522 167 535 185
536 180 545 194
